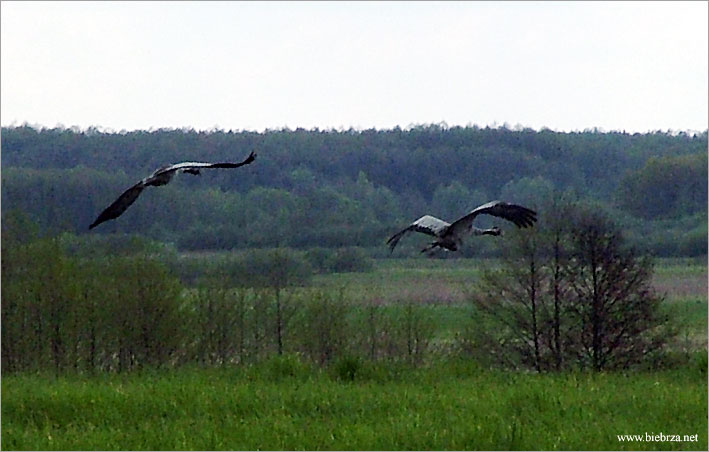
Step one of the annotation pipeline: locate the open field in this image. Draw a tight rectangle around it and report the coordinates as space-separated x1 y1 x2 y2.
2 361 707 451
313 257 708 305
179 255 707 352
2 257 706 450
314 258 708 359
177 252 707 304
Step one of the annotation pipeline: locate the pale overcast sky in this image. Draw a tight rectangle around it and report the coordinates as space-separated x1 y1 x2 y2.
1 1 707 133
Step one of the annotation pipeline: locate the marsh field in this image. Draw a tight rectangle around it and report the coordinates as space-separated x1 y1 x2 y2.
2 256 707 451
3 10 708 451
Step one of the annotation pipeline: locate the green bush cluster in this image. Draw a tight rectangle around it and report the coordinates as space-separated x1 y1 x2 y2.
1 238 182 373
1 239 433 373
304 246 373 273
173 246 373 286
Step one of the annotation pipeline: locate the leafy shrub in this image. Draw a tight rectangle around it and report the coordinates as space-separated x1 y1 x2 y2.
254 353 314 382
191 248 313 288
331 355 363 382
296 290 350 365
240 248 313 288
59 232 176 258
1 237 184 373
678 221 709 256
304 247 373 273
303 247 335 273
325 247 373 273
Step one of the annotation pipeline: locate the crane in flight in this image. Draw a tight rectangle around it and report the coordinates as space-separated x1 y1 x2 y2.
89 151 256 230
387 200 537 254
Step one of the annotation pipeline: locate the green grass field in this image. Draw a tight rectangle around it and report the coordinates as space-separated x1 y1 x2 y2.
2 257 707 450
2 361 707 451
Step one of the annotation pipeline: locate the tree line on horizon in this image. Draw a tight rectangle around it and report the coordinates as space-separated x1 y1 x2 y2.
1 124 707 256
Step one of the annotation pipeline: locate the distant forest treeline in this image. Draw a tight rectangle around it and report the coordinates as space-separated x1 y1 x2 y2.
1 125 707 256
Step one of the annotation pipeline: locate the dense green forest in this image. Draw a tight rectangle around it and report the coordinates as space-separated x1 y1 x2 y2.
1 124 707 256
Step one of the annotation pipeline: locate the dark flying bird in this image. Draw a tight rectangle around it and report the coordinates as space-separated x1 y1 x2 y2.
387 200 537 254
89 151 256 230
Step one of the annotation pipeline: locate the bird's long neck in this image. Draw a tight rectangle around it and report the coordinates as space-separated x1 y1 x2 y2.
473 227 500 236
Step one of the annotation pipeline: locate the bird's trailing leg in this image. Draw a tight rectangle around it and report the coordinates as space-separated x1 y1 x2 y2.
420 242 440 255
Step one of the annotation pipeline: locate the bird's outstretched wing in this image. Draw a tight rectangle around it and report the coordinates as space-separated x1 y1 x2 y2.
205 150 256 168
447 200 537 238
151 151 257 176
89 151 256 229
89 182 146 230
387 215 450 253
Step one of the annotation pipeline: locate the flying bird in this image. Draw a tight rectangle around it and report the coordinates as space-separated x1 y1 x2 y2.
387 200 537 254
89 151 256 229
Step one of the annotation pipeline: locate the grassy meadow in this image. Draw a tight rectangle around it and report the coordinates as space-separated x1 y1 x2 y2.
2 361 707 451
2 257 707 450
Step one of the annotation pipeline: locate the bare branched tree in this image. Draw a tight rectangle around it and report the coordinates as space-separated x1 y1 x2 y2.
473 225 547 371
565 208 669 370
467 199 670 372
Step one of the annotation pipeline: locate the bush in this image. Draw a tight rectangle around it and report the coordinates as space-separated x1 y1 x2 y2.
326 247 373 273
1 237 184 373
296 290 350 365
191 248 313 289
59 232 177 258
240 248 313 289
303 247 335 273
331 355 363 382
188 287 255 365
253 353 315 382
678 221 709 257
469 200 673 372
304 247 372 273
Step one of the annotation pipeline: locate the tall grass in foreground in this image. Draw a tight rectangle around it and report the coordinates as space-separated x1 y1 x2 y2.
2 358 707 451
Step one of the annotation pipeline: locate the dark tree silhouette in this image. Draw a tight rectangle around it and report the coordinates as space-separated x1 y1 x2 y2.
469 201 670 372
566 208 669 370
